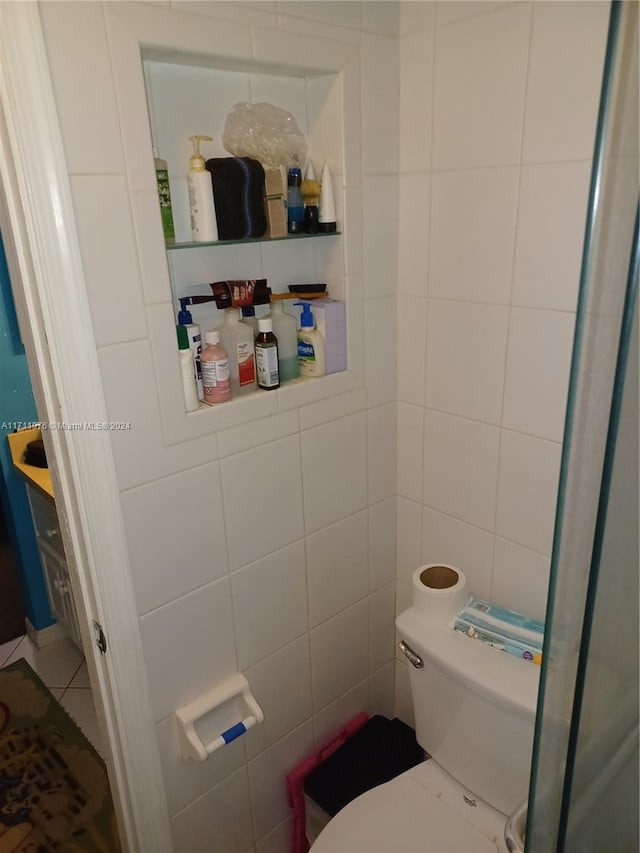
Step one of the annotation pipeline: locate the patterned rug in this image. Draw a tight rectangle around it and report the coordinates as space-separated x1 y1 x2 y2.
0 659 120 852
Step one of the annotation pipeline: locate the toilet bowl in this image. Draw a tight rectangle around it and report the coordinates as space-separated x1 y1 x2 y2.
311 759 510 852
310 597 539 853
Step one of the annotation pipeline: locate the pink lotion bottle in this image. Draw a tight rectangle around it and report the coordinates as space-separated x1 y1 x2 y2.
201 330 231 405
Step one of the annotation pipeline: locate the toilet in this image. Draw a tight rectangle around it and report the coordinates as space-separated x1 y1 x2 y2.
311 600 540 853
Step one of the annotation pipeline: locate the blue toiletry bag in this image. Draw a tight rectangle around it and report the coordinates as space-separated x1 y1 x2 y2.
205 156 267 240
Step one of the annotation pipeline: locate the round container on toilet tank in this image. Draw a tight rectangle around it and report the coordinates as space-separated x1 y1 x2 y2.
411 564 469 621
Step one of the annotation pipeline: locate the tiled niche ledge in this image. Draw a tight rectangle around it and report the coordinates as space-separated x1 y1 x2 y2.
148 302 362 445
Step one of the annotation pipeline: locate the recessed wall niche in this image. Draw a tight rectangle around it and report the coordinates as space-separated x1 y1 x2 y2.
104 2 363 442
142 58 346 336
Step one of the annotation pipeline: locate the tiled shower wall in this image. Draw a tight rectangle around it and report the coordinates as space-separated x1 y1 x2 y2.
39 2 400 851
394 0 610 723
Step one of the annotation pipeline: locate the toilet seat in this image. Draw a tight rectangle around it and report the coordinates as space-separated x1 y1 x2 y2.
310 760 509 853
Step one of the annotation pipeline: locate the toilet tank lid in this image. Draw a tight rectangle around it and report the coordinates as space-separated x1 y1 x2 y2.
396 607 540 717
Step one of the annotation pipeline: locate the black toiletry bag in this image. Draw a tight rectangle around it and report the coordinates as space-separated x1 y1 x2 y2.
205 157 267 240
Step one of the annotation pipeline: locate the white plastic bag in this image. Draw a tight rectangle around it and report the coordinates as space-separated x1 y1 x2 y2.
222 101 308 169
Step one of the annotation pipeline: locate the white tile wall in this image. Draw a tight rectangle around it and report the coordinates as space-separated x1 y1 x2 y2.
37 0 609 846
230 541 308 669
425 300 510 424
432 3 531 170
429 167 520 304
123 463 228 615
307 511 368 627
396 0 607 681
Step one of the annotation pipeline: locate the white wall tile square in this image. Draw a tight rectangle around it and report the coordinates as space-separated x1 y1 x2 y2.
492 537 550 621
171 767 253 853
395 579 412 619
278 1 362 31
244 636 312 760
156 715 246 816
522 1 609 163
365 298 397 407
425 299 509 424
399 32 434 172
70 176 147 347
399 1 436 35
230 541 308 669
310 599 369 710
307 511 368 627
367 404 397 503
313 678 370 746
300 389 366 432
502 308 575 443
40 1 125 175
398 175 431 296
397 403 424 502
397 297 428 407
369 582 396 671
369 498 396 591
362 1 400 36
248 722 315 839
423 409 500 531
432 3 531 169
256 817 291 853
436 1 511 27
218 411 299 458
396 497 422 586
496 430 562 555
139 577 237 721
221 435 304 569
429 167 520 304
422 507 493 601
363 175 399 298
123 462 228 615
361 33 400 173
301 412 368 533
97 342 218 491
513 162 591 311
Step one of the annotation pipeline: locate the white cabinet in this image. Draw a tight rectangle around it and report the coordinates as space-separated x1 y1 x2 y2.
27 486 82 650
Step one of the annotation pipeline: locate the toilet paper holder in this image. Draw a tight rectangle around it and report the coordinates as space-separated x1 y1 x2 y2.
175 673 264 762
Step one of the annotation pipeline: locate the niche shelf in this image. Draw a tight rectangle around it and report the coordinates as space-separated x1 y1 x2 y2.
167 231 341 251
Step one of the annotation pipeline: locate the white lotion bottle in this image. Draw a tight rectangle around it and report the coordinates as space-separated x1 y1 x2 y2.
177 325 200 412
188 134 218 243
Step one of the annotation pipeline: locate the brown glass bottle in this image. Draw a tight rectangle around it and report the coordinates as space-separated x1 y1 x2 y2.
255 317 280 390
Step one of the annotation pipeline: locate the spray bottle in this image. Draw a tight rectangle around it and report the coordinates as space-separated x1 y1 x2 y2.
188 135 218 243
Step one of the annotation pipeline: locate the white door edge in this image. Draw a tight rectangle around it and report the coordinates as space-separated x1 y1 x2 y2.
0 4 172 851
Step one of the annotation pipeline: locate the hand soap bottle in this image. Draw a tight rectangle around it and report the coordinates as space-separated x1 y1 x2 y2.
296 302 325 378
219 308 257 397
188 135 218 243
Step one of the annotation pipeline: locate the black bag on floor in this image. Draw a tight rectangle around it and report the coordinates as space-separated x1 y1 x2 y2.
205 157 267 240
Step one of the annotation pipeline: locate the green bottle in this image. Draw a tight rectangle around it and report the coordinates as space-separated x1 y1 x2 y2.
154 147 175 243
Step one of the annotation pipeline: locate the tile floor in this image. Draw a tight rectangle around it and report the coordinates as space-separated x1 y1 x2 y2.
0 633 103 756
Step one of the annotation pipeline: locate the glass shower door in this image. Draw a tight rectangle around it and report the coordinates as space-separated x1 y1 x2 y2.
524 2 639 851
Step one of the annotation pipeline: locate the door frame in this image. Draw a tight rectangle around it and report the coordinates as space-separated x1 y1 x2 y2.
0 4 172 850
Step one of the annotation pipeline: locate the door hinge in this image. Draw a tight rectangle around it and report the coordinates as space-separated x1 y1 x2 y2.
93 620 107 654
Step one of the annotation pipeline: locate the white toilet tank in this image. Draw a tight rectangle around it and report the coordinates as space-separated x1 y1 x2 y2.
396 605 540 817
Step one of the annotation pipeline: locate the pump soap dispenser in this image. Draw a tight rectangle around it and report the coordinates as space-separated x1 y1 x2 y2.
188 135 218 243
296 302 325 378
